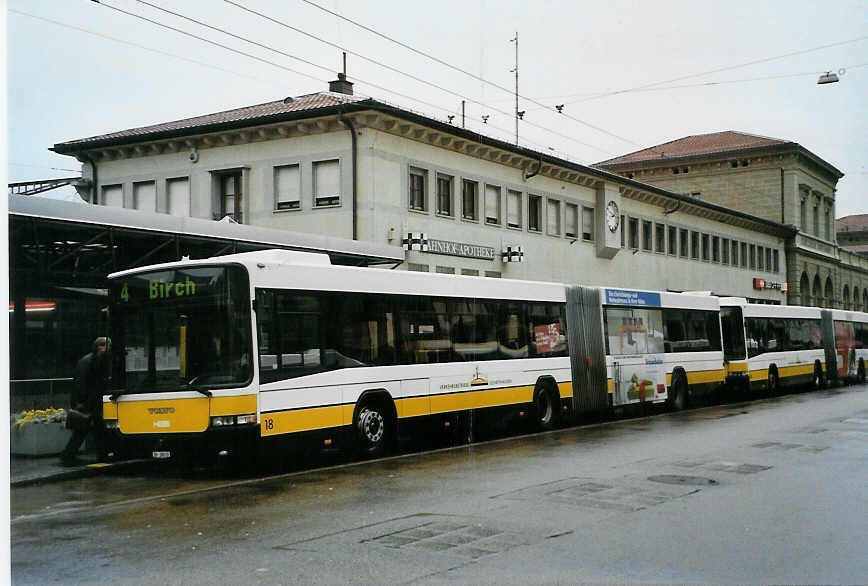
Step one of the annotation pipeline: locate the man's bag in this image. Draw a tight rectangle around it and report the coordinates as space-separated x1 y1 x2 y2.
66 409 92 432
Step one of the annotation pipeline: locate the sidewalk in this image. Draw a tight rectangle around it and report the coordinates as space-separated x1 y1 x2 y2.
10 452 148 487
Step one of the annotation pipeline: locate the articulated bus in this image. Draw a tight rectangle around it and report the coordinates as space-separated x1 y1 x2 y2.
104 249 725 463
719 298 868 393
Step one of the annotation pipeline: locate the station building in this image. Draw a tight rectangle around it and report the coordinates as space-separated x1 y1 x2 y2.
596 131 868 310
51 76 793 306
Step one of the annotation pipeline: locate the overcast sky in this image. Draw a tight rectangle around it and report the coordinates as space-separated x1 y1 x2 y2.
7 0 867 216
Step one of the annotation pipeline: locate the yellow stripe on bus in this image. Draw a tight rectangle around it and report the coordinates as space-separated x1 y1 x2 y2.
211 394 257 416
261 405 343 437
725 362 749 375
664 369 726 387
261 382 567 437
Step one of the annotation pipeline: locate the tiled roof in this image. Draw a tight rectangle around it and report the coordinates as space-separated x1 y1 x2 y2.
595 131 790 167
836 214 868 232
54 92 368 149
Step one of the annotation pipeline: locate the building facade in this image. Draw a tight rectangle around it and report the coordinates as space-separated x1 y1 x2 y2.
52 79 793 303
837 214 868 259
597 131 868 310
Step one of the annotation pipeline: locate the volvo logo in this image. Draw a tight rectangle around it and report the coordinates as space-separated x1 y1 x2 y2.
148 407 175 415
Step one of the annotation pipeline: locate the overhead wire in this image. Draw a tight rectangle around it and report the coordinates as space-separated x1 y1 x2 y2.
297 0 642 147
8 8 287 89
104 0 612 157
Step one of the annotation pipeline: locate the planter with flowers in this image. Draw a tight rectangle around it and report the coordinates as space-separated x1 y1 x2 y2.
11 408 75 456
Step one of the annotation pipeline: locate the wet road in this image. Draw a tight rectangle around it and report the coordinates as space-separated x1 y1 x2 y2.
11 385 868 585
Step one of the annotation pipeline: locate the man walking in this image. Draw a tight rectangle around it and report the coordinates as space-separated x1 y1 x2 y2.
60 337 111 465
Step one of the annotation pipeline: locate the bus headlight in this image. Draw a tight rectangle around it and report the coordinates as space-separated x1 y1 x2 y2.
210 416 235 427
104 420 119 430
236 414 257 425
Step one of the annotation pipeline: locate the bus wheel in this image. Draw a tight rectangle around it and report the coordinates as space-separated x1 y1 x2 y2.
356 402 391 458
767 367 780 395
534 386 558 431
812 364 825 390
858 360 866 384
670 375 689 411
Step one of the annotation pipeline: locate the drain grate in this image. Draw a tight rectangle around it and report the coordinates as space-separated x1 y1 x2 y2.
647 475 718 486
364 519 532 560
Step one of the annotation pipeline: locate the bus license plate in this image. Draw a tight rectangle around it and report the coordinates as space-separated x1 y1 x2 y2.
152 450 171 459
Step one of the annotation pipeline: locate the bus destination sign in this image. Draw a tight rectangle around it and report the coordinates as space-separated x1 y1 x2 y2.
605 289 661 307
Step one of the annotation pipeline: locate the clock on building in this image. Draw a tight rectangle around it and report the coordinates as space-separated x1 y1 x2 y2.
605 200 620 232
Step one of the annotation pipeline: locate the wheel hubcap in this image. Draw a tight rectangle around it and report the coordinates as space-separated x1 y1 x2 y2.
359 408 384 444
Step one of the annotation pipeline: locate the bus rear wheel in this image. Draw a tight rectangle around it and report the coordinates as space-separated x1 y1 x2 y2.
534 386 558 431
812 364 825 390
355 402 392 458
767 367 780 395
669 375 689 411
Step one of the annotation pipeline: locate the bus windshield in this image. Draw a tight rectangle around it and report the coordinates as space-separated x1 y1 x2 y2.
109 265 252 392
720 306 746 361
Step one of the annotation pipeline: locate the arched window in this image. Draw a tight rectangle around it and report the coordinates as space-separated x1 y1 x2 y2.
800 272 811 306
825 277 834 308
852 287 859 311
813 275 823 307
863 289 868 312
842 285 850 310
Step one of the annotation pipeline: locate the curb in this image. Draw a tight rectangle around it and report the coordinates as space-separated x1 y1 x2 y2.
11 459 151 488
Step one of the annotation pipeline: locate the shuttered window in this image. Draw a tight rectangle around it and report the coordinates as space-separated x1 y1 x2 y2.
313 160 340 207
275 164 301 210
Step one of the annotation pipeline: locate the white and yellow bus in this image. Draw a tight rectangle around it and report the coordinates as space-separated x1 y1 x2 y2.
720 298 830 392
602 289 724 411
104 250 725 462
830 308 868 383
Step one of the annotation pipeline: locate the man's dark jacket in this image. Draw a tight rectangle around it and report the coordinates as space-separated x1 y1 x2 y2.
72 352 109 415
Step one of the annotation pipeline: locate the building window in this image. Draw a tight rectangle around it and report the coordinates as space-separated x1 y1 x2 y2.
462 180 479 221
436 266 455 274
582 206 594 241
547 199 561 235
642 220 652 251
313 159 340 207
133 181 156 212
721 238 729 264
409 167 427 211
484 184 501 225
629 218 639 249
813 202 819 235
740 242 747 268
732 240 739 267
461 268 479 276
565 203 578 239
484 271 502 278
824 207 831 240
668 226 677 255
800 198 807 230
766 248 772 272
275 164 301 210
101 184 123 207
620 215 626 247
691 231 700 259
166 177 190 217
701 233 710 261
773 249 779 273
528 195 541 232
407 263 429 272
507 189 522 228
655 223 665 253
221 173 243 222
757 246 764 270
749 244 756 269
436 174 453 216
712 236 720 263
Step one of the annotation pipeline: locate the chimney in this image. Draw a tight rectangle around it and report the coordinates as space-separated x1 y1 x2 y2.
329 73 354 95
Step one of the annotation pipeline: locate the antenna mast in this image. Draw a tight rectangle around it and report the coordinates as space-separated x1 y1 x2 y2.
510 32 519 145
